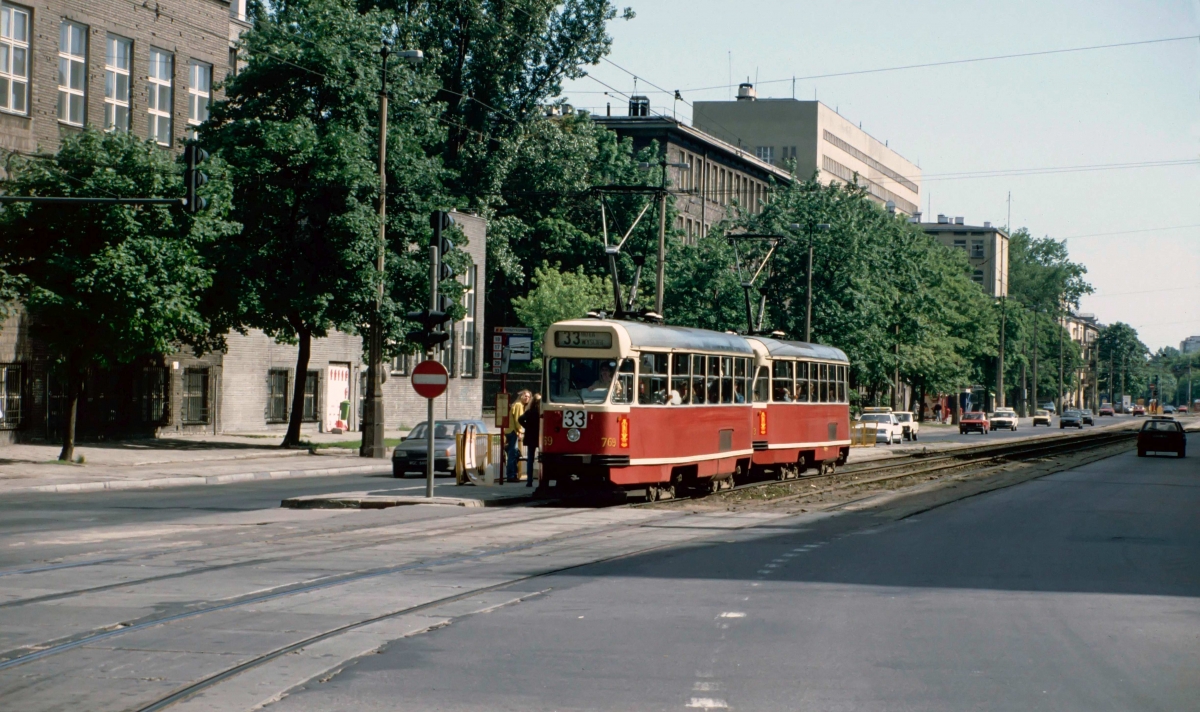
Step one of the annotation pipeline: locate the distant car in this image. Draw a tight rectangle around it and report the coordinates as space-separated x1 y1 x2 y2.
392 419 490 476
894 411 919 441
1162 405 1176 414
857 413 903 445
1060 410 1084 429
1178 405 1189 414
1131 404 1146 416
1040 402 1057 414
1137 418 1185 458
1098 404 1115 416
1081 409 1094 425
960 411 990 434
990 409 1018 431
1032 409 1052 427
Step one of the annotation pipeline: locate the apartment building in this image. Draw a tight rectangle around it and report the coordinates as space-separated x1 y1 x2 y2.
1181 335 1200 354
692 85 921 215
1066 313 1102 409
593 97 793 243
920 215 1010 298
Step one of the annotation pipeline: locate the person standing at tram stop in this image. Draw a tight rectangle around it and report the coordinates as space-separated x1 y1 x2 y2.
506 390 531 482
933 402 942 424
519 393 542 487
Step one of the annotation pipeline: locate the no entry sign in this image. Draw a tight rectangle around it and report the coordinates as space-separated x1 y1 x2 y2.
411 360 449 399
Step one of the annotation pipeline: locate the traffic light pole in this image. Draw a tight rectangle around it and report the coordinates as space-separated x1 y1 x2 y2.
426 244 439 499
361 46 390 459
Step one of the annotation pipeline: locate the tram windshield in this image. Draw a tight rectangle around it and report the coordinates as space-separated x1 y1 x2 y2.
547 357 632 404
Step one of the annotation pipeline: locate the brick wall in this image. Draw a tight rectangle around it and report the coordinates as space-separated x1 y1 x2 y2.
0 0 230 159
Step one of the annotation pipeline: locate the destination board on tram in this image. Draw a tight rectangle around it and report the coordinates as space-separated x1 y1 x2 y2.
554 331 613 349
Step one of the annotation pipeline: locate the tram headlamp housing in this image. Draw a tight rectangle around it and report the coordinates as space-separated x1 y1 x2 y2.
566 428 581 443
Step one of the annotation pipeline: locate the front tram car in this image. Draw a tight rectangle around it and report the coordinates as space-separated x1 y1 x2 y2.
745 336 851 477
540 320 756 499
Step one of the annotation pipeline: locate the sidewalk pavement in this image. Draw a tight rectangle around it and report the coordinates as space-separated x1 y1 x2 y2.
0 431 409 495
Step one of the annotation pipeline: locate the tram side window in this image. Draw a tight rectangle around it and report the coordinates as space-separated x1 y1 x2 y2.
719 357 733 404
837 365 847 402
819 363 829 402
733 358 747 403
707 356 721 404
772 360 794 402
752 365 770 403
692 354 707 404
611 358 635 404
638 353 669 405
796 361 809 402
671 354 690 404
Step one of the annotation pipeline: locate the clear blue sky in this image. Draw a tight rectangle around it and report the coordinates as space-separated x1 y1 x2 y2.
558 0 1200 351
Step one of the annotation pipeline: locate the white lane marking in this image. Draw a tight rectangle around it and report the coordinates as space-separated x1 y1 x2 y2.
719 612 746 618
687 698 729 709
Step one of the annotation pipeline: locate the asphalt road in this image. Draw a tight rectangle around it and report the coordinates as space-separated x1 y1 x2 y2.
906 413 1136 444
270 433 1199 712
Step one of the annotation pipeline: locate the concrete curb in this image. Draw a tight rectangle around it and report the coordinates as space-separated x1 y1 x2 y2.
282 491 535 509
4 463 393 495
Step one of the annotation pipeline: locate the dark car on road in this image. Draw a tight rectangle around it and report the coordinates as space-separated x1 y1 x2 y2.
1060 410 1084 429
960 411 989 435
1080 409 1094 426
392 419 490 477
1137 418 1186 458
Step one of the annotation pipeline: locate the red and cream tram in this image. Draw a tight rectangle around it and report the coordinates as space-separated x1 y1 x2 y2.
539 319 850 498
746 336 851 477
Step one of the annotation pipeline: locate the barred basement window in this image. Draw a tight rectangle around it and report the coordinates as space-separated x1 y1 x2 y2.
0 364 21 428
302 370 318 422
182 368 209 423
267 369 288 422
57 22 87 126
140 366 167 423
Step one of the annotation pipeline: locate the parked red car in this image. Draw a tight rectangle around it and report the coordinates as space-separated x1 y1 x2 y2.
1137 418 1185 458
959 411 990 435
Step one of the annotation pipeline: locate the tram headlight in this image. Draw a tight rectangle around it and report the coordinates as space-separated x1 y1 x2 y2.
566 428 581 443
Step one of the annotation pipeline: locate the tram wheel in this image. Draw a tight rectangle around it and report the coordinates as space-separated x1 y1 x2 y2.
645 485 658 502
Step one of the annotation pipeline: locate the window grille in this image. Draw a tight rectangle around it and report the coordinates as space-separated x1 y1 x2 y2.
0 4 30 115
267 369 288 421
302 370 318 422
0 364 21 428
147 49 173 145
140 367 167 423
104 36 131 131
182 368 209 423
58 22 87 125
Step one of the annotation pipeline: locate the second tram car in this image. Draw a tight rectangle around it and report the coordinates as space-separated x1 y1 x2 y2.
539 319 851 498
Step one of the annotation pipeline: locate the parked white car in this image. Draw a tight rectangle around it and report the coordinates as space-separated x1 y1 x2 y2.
893 411 919 441
856 413 904 445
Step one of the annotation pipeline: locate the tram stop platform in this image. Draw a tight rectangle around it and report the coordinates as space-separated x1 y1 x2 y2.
282 482 538 509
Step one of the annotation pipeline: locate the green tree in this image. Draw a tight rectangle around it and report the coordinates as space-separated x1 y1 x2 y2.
202 0 449 446
1096 322 1148 404
0 130 232 460
512 263 610 366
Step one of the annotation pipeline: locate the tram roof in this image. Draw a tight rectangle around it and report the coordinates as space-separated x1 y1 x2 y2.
562 320 754 355
748 335 849 363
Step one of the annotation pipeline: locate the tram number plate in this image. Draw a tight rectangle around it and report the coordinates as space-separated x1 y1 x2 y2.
562 410 588 429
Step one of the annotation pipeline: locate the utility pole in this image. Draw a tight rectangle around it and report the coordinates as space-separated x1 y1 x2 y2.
361 44 391 459
1032 329 1039 414
1057 309 1065 414
996 298 1006 408
655 185 666 316
804 223 830 342
1020 340 1028 417
892 324 900 410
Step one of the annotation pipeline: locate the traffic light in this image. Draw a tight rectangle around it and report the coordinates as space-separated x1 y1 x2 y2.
405 308 450 350
430 210 457 283
183 144 209 213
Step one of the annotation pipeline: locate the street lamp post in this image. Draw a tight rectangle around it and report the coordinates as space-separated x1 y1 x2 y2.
655 159 690 317
798 222 831 343
361 43 423 459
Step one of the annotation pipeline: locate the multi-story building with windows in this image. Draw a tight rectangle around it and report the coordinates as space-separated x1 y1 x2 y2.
1181 335 1200 354
592 98 793 243
692 85 922 216
0 1 487 442
920 215 1010 298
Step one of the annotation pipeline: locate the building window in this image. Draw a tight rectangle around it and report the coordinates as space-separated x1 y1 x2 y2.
953 239 967 251
972 269 985 285
182 368 209 423
104 35 131 131
139 366 167 423
459 265 477 378
267 369 289 422
0 4 30 115
0 364 20 428
302 370 318 422
187 60 211 136
755 146 774 164
147 48 173 145
970 239 985 259
58 22 87 126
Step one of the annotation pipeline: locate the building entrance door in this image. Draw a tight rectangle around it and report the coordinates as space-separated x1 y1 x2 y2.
327 363 351 431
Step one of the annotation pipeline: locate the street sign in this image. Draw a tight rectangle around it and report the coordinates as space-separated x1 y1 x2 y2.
411 360 449 399
492 326 534 373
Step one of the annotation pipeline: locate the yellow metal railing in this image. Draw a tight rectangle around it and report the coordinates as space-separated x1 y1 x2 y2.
850 423 878 448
